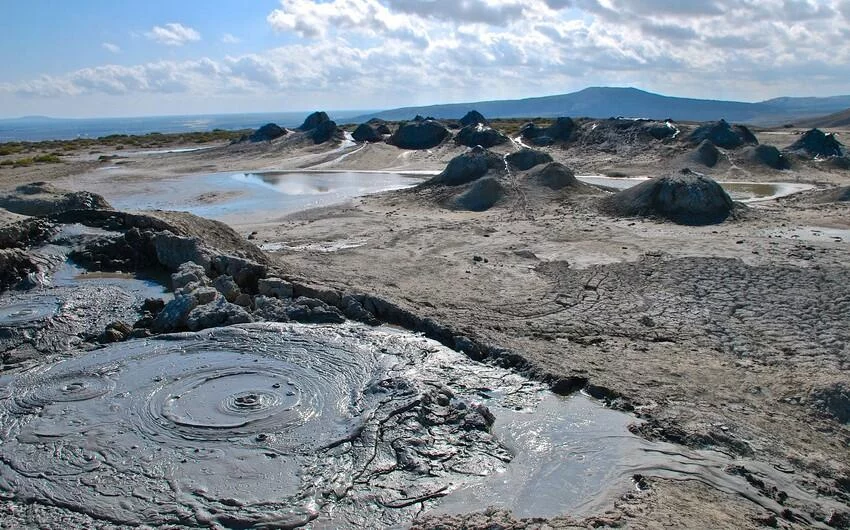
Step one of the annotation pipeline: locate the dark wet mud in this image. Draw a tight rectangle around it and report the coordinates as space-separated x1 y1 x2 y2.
0 323 841 528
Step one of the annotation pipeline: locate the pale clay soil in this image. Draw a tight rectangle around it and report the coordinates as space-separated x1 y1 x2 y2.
1 124 850 529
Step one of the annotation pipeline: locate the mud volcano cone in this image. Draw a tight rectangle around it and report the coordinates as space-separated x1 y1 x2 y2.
601 169 735 225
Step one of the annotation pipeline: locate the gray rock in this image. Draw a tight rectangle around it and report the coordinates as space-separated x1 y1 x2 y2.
257 277 294 298
234 293 253 307
151 294 199 333
193 287 219 305
285 297 346 324
211 255 266 291
213 275 241 302
171 262 209 291
153 232 211 272
253 296 290 322
186 298 254 332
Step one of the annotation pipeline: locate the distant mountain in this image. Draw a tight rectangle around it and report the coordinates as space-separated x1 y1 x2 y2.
797 108 850 128
347 87 850 126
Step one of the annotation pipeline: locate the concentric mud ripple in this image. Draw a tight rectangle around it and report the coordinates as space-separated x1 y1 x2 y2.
0 297 59 326
0 324 412 527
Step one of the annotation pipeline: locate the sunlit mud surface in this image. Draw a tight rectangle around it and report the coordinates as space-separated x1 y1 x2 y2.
0 323 838 528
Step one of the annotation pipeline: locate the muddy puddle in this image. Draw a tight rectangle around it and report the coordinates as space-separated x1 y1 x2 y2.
576 176 814 203
0 323 837 527
102 171 425 226
0 224 170 365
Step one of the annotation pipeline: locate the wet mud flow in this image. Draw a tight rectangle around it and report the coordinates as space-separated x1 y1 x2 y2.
0 320 841 527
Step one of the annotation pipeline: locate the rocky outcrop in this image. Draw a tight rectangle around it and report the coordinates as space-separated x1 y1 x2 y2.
298 111 331 131
0 248 37 291
688 120 758 149
787 129 845 158
745 145 791 170
0 218 55 249
0 182 112 217
248 123 287 143
455 124 509 148
427 147 503 186
506 149 553 171
454 177 504 211
600 169 735 225
352 123 381 142
389 120 450 150
459 110 488 127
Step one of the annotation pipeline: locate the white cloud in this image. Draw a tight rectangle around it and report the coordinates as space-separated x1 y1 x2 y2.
145 23 201 46
4 0 850 109
221 33 240 44
102 42 121 54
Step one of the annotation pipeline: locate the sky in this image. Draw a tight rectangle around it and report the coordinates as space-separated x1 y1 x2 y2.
1 0 850 118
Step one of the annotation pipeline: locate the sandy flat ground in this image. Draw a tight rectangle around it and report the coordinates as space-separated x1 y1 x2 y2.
2 124 850 528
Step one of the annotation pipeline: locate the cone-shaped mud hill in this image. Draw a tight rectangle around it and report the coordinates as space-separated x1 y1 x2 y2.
600 168 736 225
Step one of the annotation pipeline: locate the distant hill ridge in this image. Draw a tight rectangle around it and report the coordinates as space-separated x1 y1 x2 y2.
798 108 850 128
349 87 850 126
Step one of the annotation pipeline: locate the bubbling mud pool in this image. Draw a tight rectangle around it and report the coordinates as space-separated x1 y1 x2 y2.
0 323 835 528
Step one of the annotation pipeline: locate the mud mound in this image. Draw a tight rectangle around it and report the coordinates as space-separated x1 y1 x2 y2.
787 129 845 158
506 148 553 171
389 120 450 150
745 144 791 170
574 119 677 149
297 111 330 131
734 125 758 145
247 123 287 143
0 182 112 217
600 169 735 225
352 123 381 142
309 119 339 144
427 147 503 186
691 140 720 167
454 177 505 211
831 156 850 170
459 110 488 127
455 123 509 148
520 117 576 146
526 162 580 190
689 120 757 149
